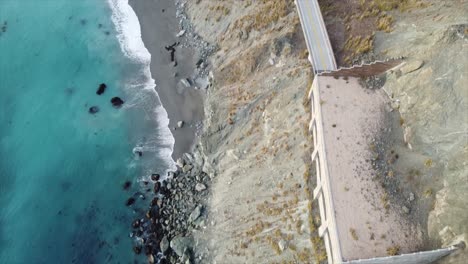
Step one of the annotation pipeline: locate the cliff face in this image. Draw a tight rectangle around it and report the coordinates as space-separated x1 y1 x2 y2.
186 1 325 263
183 0 466 263
372 1 467 262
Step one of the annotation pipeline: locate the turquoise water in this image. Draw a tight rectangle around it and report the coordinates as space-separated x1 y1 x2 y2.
0 1 174 263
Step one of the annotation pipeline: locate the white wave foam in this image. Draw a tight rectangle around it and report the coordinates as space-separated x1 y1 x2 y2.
107 0 150 63
107 0 176 173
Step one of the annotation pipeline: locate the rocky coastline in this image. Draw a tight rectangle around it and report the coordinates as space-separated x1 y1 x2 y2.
127 0 468 263
125 0 218 262
128 144 212 264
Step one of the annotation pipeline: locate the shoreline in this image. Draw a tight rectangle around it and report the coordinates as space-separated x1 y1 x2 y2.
128 0 207 160
124 1 214 263
123 1 466 263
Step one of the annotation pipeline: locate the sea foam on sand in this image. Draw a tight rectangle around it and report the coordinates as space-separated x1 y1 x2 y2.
107 0 176 174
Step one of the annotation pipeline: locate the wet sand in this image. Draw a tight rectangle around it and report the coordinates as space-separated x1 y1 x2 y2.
129 0 204 159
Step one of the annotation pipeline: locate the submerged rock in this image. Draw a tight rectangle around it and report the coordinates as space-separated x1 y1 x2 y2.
133 246 142 255
123 181 132 190
96 83 107 95
88 106 99 114
132 219 141 228
111 97 124 108
126 197 136 206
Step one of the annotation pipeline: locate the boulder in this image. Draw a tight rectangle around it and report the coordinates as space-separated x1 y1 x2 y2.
182 164 193 173
278 239 287 252
195 183 206 192
400 60 424 75
402 206 410 214
96 83 106 95
176 158 185 167
182 153 194 164
180 78 191 88
189 205 202 222
160 236 169 253
176 30 186 37
170 235 193 257
111 97 124 108
177 121 185 128
147 254 155 264
194 77 210 90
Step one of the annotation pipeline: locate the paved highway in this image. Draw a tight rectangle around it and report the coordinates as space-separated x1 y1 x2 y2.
295 0 337 72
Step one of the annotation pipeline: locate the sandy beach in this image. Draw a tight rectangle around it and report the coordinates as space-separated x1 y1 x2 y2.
129 0 204 159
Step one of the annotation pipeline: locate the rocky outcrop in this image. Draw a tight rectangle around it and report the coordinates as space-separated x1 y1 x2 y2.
111 97 124 108
88 106 99 114
96 83 107 95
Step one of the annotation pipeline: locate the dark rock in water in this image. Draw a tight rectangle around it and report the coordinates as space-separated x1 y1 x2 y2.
151 174 160 181
151 198 158 207
153 182 161 193
132 219 141 228
111 97 124 108
148 206 159 219
88 106 99 114
125 197 135 206
159 184 168 196
135 230 143 237
65 87 74 95
133 246 142 255
123 181 132 190
135 151 143 157
96 83 107 95
144 245 152 255
143 181 149 186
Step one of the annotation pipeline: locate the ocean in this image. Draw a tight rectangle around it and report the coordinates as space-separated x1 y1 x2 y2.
0 0 175 263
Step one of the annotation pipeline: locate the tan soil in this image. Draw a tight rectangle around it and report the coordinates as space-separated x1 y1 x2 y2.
185 1 325 263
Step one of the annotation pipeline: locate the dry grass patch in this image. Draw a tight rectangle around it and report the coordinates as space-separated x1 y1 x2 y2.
387 245 400 256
